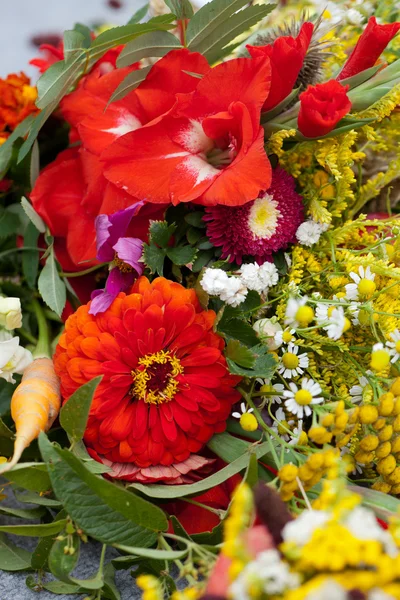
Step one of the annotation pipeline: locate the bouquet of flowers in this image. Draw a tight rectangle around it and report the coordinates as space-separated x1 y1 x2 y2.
1 0 400 596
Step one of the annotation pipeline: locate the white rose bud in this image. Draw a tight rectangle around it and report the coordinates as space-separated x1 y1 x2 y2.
0 331 33 383
253 318 282 350
0 297 22 330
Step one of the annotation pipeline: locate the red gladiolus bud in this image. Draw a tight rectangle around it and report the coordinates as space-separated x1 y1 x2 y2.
298 80 351 138
338 16 400 81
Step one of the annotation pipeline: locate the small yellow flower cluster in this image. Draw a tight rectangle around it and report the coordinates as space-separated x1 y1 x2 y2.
278 449 339 501
136 575 163 600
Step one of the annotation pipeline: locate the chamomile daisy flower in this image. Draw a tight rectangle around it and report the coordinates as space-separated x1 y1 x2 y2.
386 329 400 363
278 343 309 379
345 266 376 301
274 328 296 348
349 375 371 403
285 296 314 328
315 303 348 339
283 378 323 419
370 343 391 371
232 402 257 432
258 380 285 404
271 407 293 441
289 420 306 446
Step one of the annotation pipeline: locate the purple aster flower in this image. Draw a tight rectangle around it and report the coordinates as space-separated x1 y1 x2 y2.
89 202 145 315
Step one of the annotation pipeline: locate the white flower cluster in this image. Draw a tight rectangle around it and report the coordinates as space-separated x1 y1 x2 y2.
0 297 32 383
229 549 300 599
201 262 279 307
295 220 328 247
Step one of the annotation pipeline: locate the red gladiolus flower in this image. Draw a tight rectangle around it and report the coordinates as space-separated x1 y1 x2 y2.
337 17 400 81
30 147 163 271
297 80 351 138
247 22 314 112
103 56 272 206
53 277 241 480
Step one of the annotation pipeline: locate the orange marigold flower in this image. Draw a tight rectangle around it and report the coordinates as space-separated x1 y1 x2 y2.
54 277 241 479
0 73 38 144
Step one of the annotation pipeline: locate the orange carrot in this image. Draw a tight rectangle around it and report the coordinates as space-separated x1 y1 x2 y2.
0 358 61 473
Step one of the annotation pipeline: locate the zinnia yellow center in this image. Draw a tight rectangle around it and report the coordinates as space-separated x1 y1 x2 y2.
282 352 299 369
294 390 313 406
131 350 183 404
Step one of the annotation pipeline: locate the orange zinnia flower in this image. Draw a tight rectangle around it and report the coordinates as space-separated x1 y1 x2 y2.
0 73 38 144
54 277 241 479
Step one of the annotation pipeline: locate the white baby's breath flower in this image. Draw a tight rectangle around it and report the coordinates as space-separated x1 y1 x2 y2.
258 261 279 289
201 268 229 296
296 220 326 247
0 296 22 330
278 343 309 379
283 378 323 418
238 263 261 292
220 277 248 307
0 331 33 384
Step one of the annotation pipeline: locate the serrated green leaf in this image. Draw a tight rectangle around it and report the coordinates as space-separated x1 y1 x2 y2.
0 114 35 177
0 533 31 571
117 30 182 67
0 206 20 238
18 104 56 163
22 222 40 289
225 339 256 368
21 196 46 233
36 51 87 109
60 377 102 443
39 434 167 545
186 0 249 48
38 251 66 317
200 4 276 64
109 66 152 103
166 245 197 265
143 244 166 275
73 23 92 48
218 316 259 347
0 520 67 537
128 4 150 24
164 0 194 19
131 439 272 498
150 220 176 247
226 344 276 378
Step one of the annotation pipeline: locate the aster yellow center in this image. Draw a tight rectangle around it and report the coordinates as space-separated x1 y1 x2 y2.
294 390 313 406
282 352 299 369
131 350 183 404
248 195 280 239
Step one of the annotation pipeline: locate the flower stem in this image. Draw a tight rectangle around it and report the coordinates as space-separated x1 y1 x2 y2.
31 297 51 359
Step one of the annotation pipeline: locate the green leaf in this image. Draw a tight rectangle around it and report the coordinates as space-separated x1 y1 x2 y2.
166 245 197 265
339 64 381 89
0 114 35 177
48 536 81 584
31 510 67 571
196 238 213 250
184 211 206 228
0 206 20 238
245 452 259 488
109 66 152 103
199 3 276 64
350 485 400 521
73 23 93 48
103 562 121 600
187 0 249 48
38 250 67 317
30 140 40 188
225 340 256 368
39 434 167 545
192 249 214 272
164 0 194 19
186 227 203 244
36 51 87 109
150 220 176 247
71 440 112 474
0 520 67 537
2 462 51 492
0 533 31 571
218 316 259 347
60 376 102 443
63 30 87 62
42 580 86 594
130 439 272 499
226 343 276 378
128 4 150 24
18 105 55 163
22 222 40 289
143 244 166 276
114 544 188 560
15 490 61 507
117 30 182 67
261 88 299 122
0 417 14 438
0 504 46 520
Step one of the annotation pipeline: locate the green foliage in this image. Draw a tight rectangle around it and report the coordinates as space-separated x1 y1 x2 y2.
38 249 66 317
225 339 256 368
0 206 20 238
164 0 194 19
60 377 102 444
117 31 182 66
226 343 277 378
143 220 197 276
0 534 32 571
109 66 152 102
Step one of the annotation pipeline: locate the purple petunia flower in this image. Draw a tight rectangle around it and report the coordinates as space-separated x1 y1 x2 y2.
89 202 145 315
